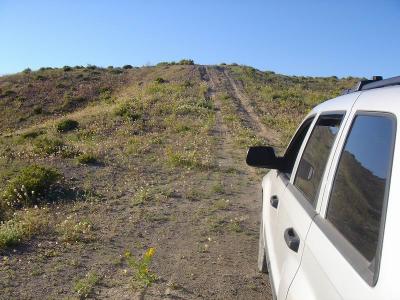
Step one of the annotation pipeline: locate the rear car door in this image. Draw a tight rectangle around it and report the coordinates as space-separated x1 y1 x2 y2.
287 88 399 299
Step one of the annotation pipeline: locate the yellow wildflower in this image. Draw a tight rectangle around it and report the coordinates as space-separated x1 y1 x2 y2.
145 247 156 258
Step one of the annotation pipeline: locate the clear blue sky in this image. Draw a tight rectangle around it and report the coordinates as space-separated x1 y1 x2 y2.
1 0 399 78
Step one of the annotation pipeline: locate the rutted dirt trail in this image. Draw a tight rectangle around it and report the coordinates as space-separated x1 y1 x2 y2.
222 70 279 145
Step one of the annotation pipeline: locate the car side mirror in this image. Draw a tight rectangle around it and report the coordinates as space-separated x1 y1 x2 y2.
246 146 286 170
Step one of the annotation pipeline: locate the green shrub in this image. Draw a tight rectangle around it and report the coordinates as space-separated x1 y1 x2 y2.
35 74 47 81
157 62 170 66
57 119 79 132
86 64 97 70
107 65 114 69
23 68 31 73
0 208 48 248
32 137 77 157
113 102 141 121
110 68 123 74
56 83 66 89
1 165 61 209
33 106 42 114
33 137 64 155
182 80 192 88
123 64 133 69
99 87 110 94
154 77 166 84
61 94 87 110
3 90 16 97
63 66 72 71
76 153 98 165
21 130 43 139
197 99 213 110
178 59 194 65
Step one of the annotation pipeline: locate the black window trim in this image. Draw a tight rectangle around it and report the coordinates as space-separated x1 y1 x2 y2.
283 114 317 159
315 110 397 287
292 110 346 209
279 114 317 180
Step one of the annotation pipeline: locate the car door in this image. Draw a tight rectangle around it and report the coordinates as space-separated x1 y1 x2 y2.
262 115 316 291
287 89 399 300
264 110 349 299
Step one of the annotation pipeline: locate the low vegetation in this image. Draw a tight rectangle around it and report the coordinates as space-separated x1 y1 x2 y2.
154 77 166 84
112 101 141 120
1 165 61 211
74 271 101 299
56 119 79 132
32 137 77 158
124 248 158 289
0 208 48 248
56 216 94 243
76 153 98 165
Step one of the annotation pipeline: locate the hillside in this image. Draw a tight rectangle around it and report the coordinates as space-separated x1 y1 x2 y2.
0 64 357 299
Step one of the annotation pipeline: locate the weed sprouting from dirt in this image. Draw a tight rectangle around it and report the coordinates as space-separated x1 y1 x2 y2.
227 218 244 233
74 271 101 299
56 215 94 243
132 187 153 206
124 247 158 289
211 181 224 194
165 147 212 170
210 199 230 212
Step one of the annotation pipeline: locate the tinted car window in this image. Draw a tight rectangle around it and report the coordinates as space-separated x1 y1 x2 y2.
327 114 395 261
282 117 314 175
294 114 343 207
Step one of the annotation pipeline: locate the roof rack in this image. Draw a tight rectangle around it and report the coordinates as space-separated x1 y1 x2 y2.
342 75 400 95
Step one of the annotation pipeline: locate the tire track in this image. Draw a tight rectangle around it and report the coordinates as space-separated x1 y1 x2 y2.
222 69 280 145
202 65 273 299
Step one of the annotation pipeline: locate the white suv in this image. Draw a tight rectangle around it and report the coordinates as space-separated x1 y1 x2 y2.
247 76 400 300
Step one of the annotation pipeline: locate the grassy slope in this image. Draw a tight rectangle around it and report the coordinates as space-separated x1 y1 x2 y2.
0 64 357 299
227 65 358 144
